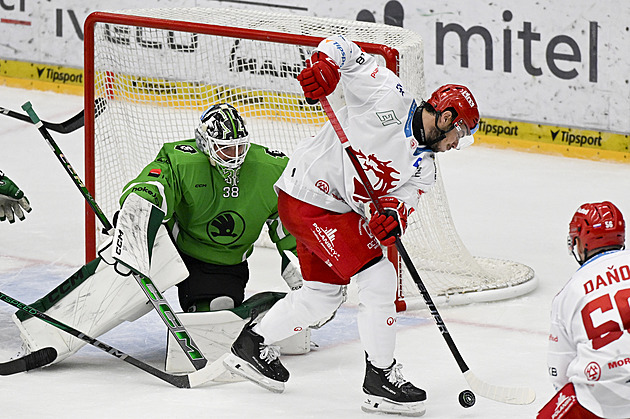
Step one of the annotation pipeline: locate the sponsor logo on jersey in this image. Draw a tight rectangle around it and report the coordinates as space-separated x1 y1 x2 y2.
207 211 246 245
315 180 330 194
376 110 401 126
584 362 601 381
265 149 287 158
148 168 161 178
396 83 405 96
608 357 630 370
550 389 577 418
175 144 197 154
311 222 340 261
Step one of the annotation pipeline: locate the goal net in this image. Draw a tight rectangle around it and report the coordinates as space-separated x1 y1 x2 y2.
83 8 537 309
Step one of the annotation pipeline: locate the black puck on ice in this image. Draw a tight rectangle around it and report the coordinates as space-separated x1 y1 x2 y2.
458 390 476 408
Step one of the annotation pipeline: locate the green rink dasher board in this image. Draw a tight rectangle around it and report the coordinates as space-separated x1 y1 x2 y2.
1 58 628 163
476 117 630 163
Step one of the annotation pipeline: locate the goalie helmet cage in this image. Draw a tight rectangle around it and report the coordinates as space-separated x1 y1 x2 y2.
83 8 537 309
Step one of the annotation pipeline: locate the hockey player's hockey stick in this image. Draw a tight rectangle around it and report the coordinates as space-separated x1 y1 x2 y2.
0 98 107 134
319 96 536 405
0 348 57 375
20 101 208 371
0 291 226 387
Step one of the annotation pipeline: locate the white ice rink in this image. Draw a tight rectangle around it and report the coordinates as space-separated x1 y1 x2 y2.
2 85 630 418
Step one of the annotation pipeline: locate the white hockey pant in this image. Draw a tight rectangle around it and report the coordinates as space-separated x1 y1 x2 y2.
12 226 188 365
355 258 398 369
254 280 345 344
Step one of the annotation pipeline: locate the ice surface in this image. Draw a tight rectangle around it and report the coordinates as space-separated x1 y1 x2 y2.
2 86 630 418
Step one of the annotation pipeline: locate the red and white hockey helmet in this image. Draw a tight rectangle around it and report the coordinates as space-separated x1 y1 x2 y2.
568 201 625 263
427 84 479 148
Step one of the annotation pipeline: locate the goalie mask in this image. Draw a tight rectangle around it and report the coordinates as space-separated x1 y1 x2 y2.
567 201 625 264
196 104 250 184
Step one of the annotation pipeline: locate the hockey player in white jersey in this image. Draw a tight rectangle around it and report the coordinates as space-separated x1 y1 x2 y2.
539 201 630 419
223 34 479 416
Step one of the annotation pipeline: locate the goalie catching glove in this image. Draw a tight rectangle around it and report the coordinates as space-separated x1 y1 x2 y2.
297 52 340 100
368 197 410 247
0 170 31 223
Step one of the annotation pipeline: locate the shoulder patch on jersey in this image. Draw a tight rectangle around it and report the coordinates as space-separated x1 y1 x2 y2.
265 149 287 158
175 144 197 154
376 110 401 126
148 168 161 178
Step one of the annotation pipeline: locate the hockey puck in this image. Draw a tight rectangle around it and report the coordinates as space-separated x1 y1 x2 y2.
458 390 475 408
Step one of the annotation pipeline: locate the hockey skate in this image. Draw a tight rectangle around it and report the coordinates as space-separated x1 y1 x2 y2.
223 323 289 393
362 357 426 417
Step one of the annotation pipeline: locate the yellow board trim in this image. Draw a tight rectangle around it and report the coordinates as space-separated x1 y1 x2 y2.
475 117 629 163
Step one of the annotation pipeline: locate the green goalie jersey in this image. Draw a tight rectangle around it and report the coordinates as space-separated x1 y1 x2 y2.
119 140 296 266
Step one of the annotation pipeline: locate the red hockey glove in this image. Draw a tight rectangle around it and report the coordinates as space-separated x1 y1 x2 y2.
297 52 340 100
368 197 409 247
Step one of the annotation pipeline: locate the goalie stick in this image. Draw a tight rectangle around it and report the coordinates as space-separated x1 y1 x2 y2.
20 101 208 372
0 97 107 134
319 96 536 406
0 291 226 387
0 348 57 376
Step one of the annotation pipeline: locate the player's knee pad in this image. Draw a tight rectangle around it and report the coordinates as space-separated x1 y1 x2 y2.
12 225 188 365
293 280 346 323
354 257 397 307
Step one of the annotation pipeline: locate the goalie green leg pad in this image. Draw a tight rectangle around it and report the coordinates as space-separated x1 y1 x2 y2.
165 291 311 376
12 225 188 365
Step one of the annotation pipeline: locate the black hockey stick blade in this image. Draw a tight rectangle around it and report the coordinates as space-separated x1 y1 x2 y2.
0 97 107 134
0 347 57 375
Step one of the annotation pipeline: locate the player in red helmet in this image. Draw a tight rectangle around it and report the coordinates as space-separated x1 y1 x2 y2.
539 201 630 419
224 33 481 417
567 201 625 265
422 84 480 150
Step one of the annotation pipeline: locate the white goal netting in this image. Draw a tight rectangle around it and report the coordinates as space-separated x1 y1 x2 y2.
84 7 536 308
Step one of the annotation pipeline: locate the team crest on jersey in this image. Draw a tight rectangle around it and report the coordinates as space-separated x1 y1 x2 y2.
175 144 197 154
207 211 246 245
584 362 601 381
265 149 287 158
376 110 401 126
351 149 400 203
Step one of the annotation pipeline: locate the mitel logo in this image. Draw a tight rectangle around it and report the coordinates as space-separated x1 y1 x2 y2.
436 10 598 82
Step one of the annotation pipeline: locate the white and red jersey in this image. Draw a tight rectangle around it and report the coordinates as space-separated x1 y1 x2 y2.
275 35 435 217
548 249 630 418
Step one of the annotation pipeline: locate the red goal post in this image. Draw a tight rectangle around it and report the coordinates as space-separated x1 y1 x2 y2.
83 8 536 309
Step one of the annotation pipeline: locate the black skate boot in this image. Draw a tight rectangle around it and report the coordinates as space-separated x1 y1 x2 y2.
223 323 289 393
362 357 426 416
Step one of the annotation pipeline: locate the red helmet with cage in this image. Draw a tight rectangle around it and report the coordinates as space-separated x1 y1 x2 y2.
427 84 480 135
568 201 625 263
